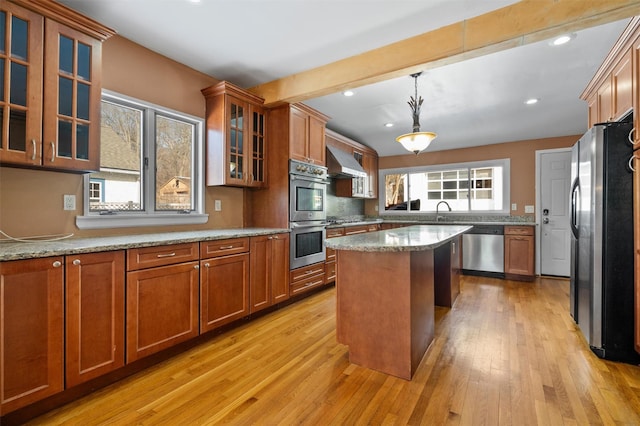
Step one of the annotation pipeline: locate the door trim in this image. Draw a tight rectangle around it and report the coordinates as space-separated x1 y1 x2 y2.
535 147 571 276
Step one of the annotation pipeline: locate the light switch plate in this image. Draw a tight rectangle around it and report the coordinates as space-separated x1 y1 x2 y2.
214 199 222 211
511 203 517 211
525 205 535 213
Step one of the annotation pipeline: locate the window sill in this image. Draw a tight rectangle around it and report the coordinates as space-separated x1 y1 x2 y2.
76 213 209 229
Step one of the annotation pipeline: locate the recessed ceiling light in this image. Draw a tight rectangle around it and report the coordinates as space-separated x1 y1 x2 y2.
342 90 355 97
384 123 394 128
525 98 539 105
550 34 575 46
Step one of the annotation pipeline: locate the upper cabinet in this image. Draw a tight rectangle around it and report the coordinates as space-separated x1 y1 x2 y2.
582 18 637 130
202 81 267 187
0 0 115 172
326 129 379 199
273 103 329 165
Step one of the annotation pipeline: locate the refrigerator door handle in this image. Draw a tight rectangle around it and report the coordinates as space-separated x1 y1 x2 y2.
570 177 580 238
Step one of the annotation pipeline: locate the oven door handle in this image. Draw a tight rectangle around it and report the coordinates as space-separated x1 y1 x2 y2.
290 174 329 184
290 222 329 228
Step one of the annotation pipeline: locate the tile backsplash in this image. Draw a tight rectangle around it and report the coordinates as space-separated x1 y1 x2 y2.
326 178 364 218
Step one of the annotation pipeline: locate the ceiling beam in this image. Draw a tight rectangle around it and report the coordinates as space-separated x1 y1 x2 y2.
249 0 640 106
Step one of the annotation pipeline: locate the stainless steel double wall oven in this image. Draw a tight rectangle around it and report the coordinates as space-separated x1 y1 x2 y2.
289 159 328 269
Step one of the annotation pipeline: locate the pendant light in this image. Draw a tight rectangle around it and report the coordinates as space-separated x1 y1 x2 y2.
395 72 437 155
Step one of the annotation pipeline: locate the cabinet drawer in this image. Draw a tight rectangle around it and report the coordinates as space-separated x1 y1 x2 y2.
504 226 534 236
326 228 345 238
290 273 326 296
200 238 250 258
290 262 325 283
127 243 199 271
344 225 369 235
366 224 380 232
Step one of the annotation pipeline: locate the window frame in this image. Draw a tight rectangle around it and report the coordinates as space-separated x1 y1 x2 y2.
76 90 207 229
378 158 511 215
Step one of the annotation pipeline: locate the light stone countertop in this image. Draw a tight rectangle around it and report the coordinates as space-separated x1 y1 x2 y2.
325 224 472 252
0 228 290 261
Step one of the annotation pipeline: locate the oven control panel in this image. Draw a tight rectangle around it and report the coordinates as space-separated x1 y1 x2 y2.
289 159 328 180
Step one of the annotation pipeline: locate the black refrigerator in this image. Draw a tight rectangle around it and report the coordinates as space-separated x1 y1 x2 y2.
569 118 639 364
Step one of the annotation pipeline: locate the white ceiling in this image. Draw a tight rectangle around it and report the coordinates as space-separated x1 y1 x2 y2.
58 0 631 157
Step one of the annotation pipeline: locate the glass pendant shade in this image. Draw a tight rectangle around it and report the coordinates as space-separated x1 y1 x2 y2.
396 131 437 155
397 72 437 155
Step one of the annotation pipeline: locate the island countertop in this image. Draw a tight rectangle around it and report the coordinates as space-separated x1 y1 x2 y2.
325 224 472 252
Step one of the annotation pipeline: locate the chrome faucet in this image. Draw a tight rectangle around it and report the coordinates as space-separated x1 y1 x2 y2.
436 201 452 221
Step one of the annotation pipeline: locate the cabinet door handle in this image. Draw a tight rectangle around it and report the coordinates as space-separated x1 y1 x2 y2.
31 139 37 160
628 155 638 172
628 128 638 146
219 245 234 250
50 142 55 162
73 259 81 266
52 261 62 268
156 252 176 258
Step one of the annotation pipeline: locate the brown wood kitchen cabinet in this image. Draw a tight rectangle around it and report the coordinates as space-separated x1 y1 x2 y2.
269 103 329 166
0 1 114 172
202 81 267 187
250 233 290 313
200 238 250 332
0 256 64 415
290 262 325 296
434 236 461 307
325 227 345 284
65 251 125 387
126 243 200 362
504 226 535 280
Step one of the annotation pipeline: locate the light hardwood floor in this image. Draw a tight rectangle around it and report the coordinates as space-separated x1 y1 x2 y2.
27 276 640 425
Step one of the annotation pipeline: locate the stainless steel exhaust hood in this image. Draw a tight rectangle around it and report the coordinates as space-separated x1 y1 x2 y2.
326 145 366 178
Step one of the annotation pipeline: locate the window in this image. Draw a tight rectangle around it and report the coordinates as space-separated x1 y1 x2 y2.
77 91 207 229
380 159 510 214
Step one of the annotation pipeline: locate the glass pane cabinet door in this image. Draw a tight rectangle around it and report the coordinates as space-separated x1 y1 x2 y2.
0 4 43 166
251 105 266 187
43 20 101 171
227 97 246 184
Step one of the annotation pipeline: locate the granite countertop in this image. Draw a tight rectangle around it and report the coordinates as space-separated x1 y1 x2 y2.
325 224 472 252
0 228 290 261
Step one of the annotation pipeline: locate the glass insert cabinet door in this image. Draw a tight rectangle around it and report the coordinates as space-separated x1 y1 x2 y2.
42 20 102 172
0 4 44 166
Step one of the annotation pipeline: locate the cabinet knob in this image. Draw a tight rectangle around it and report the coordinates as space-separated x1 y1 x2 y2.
52 261 62 268
73 259 81 266
204 263 210 268
194 265 200 270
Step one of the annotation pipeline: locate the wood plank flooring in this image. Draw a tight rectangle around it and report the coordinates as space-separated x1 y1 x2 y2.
26 276 640 425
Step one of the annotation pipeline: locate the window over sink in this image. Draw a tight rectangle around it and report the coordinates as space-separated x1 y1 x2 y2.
76 91 207 229
380 159 510 214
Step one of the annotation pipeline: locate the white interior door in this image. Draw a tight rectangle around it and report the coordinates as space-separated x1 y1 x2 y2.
539 149 572 276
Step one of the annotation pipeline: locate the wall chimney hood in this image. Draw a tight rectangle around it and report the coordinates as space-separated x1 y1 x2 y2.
326 145 366 178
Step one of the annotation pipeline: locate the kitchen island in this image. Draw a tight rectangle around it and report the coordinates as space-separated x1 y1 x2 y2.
325 225 471 380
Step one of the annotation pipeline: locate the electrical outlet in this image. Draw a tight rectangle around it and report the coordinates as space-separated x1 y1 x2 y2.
63 194 76 211
214 199 222 211
525 205 535 213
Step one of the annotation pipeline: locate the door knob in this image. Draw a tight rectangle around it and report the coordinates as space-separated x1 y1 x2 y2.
543 218 549 224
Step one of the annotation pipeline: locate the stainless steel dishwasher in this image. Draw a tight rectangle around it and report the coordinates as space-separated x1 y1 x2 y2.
462 225 505 278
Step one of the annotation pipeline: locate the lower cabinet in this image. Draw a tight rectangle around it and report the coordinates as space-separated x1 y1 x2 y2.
434 236 461 307
126 244 200 363
325 227 345 284
250 233 290 314
200 239 250 332
504 226 535 280
65 251 125 387
290 262 325 296
0 257 64 414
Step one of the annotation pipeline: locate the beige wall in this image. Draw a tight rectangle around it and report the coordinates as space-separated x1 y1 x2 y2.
0 35 246 239
365 134 579 217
